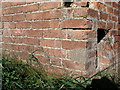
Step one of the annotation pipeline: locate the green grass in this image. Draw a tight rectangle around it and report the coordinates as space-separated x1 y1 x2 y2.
2 56 120 90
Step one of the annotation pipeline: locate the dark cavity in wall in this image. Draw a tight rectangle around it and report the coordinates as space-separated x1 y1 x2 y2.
97 29 108 43
63 0 73 7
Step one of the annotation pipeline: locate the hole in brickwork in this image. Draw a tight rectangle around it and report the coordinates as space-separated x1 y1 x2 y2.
97 29 108 43
63 1 73 7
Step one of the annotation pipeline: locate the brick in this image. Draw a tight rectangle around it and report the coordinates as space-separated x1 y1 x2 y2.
61 19 92 28
72 2 88 7
100 12 108 21
50 20 60 28
3 22 15 29
94 2 106 12
100 58 110 64
12 14 25 21
113 2 119 9
2 6 26 14
40 39 55 47
54 40 62 48
2 2 12 8
62 40 86 50
16 22 31 29
74 8 98 18
44 48 66 58
40 39 61 48
12 37 24 43
66 30 96 40
112 16 117 22
98 21 106 29
26 10 61 20
88 9 98 19
2 16 12 22
34 55 50 64
3 30 12 36
62 60 84 70
25 4 39 12
10 2 26 6
114 9 119 16
50 57 62 66
107 7 113 14
105 2 112 6
11 29 25 36
26 12 43 20
87 51 96 58
26 30 43 37
39 2 61 10
106 23 113 29
43 30 66 39
73 8 88 17
45 65 67 75
31 21 50 29
2 37 12 43
0 23 3 29
23 38 40 45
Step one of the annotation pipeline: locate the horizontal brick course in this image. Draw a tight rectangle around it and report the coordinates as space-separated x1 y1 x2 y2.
1 1 119 76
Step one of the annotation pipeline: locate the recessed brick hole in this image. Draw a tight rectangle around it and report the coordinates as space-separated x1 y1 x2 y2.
63 2 73 7
97 29 108 43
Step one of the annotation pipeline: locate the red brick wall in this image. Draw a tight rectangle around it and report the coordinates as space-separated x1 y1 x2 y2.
1 1 120 76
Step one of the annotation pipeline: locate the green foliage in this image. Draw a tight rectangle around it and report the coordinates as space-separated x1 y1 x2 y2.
2 58 53 90
2 55 120 90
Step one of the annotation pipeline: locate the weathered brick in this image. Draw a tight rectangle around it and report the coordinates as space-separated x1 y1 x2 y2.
16 22 31 29
62 40 86 50
31 21 50 29
94 2 106 12
114 9 119 16
66 30 96 40
3 22 15 29
43 30 66 39
40 39 55 47
12 14 25 21
106 23 113 29
23 38 40 45
45 65 67 75
113 2 119 9
44 48 66 58
98 21 106 29
100 12 108 21
107 7 113 14
50 20 60 28
2 16 13 22
26 30 43 37
39 2 61 10
34 55 50 64
11 29 25 36
26 10 61 20
25 4 39 12
73 8 88 17
3 6 26 14
112 16 117 22
50 57 62 66
0 22 3 29
72 2 88 7
61 19 92 28
2 2 12 8
10 2 26 6
74 8 98 18
62 60 84 70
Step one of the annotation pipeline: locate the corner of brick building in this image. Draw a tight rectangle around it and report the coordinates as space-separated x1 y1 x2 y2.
1 1 120 76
